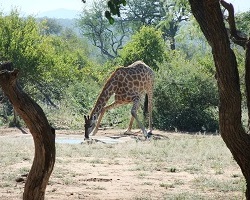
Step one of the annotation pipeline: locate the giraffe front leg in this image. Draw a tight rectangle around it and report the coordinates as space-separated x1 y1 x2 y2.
92 101 123 136
124 116 134 134
91 111 105 136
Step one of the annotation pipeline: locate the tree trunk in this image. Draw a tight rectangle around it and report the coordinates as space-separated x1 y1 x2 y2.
0 62 56 200
188 0 250 198
245 41 250 130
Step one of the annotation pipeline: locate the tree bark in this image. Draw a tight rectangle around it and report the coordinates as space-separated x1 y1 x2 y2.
246 41 250 130
188 0 250 198
0 62 56 200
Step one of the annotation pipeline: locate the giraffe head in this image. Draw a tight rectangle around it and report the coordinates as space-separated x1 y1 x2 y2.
84 115 96 139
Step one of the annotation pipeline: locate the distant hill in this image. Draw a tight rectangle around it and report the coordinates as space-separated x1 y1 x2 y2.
36 17 81 36
36 8 82 35
37 8 80 19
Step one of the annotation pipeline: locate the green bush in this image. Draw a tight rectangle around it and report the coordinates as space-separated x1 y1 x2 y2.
153 51 219 132
119 26 165 70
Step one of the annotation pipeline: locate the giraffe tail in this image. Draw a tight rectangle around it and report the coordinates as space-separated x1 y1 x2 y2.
143 94 148 118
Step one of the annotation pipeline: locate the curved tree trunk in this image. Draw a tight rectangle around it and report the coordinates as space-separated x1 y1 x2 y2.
188 0 250 198
0 62 56 200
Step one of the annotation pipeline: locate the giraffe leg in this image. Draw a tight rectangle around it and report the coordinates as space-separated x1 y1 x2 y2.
92 101 125 135
125 116 134 134
131 98 148 138
92 110 105 135
147 90 153 134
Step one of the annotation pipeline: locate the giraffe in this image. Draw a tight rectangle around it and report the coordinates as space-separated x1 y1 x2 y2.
84 61 154 139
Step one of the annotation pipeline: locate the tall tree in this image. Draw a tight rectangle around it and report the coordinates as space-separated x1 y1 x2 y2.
188 0 250 198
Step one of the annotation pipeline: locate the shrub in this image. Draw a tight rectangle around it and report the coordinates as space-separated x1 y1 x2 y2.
153 51 219 132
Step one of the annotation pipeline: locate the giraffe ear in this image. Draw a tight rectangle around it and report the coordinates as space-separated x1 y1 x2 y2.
92 115 97 120
84 115 91 121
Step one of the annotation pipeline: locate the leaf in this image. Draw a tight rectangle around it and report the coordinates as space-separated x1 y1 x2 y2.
108 17 115 25
122 0 127 6
105 11 111 19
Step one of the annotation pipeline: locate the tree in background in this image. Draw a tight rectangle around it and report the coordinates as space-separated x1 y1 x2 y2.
104 0 191 51
157 0 191 50
174 17 211 58
77 0 132 59
0 10 43 81
119 26 165 70
77 0 190 60
39 17 63 36
124 0 165 26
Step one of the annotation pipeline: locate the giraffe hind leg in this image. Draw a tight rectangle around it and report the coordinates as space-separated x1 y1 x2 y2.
145 84 154 136
131 99 148 138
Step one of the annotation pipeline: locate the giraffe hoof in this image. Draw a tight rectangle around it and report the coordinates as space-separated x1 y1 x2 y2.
144 132 152 139
147 131 153 136
124 130 133 135
82 138 94 144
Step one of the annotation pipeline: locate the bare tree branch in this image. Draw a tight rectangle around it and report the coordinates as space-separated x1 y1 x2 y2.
220 0 248 48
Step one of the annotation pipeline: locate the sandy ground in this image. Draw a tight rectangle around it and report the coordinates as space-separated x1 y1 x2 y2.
0 128 245 200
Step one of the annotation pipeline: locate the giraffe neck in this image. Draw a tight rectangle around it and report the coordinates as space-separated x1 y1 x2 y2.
90 81 113 119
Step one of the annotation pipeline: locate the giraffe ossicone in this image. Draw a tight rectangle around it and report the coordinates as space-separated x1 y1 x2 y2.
84 61 154 140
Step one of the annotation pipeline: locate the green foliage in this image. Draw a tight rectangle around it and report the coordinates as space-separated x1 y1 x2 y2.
0 10 96 125
125 0 165 26
153 51 218 132
0 11 43 80
235 11 250 37
0 7 221 133
43 79 100 129
0 10 91 98
105 0 126 24
119 26 165 70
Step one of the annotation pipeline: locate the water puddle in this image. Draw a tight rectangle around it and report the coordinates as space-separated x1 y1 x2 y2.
55 138 83 144
55 136 128 144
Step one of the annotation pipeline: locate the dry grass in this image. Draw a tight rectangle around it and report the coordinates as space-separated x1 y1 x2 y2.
0 129 246 199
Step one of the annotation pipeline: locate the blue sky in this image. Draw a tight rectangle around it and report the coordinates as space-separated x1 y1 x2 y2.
230 0 250 12
0 0 250 16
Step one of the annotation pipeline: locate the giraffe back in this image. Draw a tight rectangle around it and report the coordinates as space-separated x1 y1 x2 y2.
111 61 154 102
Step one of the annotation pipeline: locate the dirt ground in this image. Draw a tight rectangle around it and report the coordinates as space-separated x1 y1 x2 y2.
0 128 245 200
